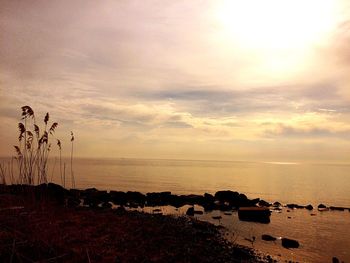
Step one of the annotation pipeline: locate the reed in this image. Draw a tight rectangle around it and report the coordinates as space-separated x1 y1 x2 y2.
0 106 75 187
70 131 75 188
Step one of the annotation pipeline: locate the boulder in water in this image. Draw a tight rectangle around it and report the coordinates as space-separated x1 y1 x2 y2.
261 234 276 241
281 238 299 248
186 207 194 216
238 207 271 223
305 204 313 210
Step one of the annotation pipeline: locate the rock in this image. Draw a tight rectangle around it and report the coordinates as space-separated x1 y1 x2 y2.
258 200 271 207
186 207 194 216
126 191 145 205
273 207 282 212
204 193 215 202
261 234 276 241
305 204 313 210
168 195 185 208
215 190 239 202
332 257 340 263
330 206 345 211
281 238 300 248
223 212 232 215
202 202 217 212
66 196 80 207
193 210 203 215
286 204 304 209
212 216 222 220
318 204 327 209
183 194 204 205
238 207 271 223
115 206 126 214
34 183 68 205
273 201 282 207
146 192 171 206
110 191 127 205
101 202 112 209
310 213 316 216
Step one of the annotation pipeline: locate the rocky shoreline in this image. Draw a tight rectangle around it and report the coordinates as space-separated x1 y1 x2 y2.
1 183 350 262
0 183 272 262
1 183 349 214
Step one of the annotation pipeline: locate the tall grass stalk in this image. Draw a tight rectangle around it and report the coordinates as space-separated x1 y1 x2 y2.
70 131 75 188
12 106 61 185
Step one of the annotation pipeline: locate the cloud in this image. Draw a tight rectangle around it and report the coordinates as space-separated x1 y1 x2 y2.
1 0 350 160
264 124 350 139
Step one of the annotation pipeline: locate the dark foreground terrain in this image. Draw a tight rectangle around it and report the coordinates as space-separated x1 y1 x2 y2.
0 187 264 263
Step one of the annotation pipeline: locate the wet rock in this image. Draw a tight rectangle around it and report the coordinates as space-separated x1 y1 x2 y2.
332 256 340 263
273 207 282 212
330 206 345 211
273 201 282 207
183 194 204 205
126 191 145 205
281 238 300 248
168 195 185 208
203 193 215 202
83 189 110 207
186 207 194 216
305 204 313 210
248 198 260 206
261 234 276 241
202 202 217 212
101 202 112 209
66 196 80 207
193 210 203 215
286 204 304 209
34 183 68 205
110 191 127 205
238 207 271 223
146 192 171 206
218 203 232 211
258 200 271 207
114 206 126 214
69 188 81 198
214 190 239 205
84 187 98 194
318 204 327 209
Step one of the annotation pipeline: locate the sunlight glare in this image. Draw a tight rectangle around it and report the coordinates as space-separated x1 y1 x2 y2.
216 0 337 50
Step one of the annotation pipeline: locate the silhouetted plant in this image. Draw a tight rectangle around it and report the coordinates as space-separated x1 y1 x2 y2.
70 131 75 188
0 106 75 187
12 106 57 184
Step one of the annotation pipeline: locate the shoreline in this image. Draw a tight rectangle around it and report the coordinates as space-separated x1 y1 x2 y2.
1 183 350 262
2 183 349 213
0 184 268 262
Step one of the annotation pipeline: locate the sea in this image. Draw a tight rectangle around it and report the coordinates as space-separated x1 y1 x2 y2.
1 157 350 262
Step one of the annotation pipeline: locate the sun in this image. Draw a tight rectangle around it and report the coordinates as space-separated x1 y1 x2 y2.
215 0 337 50
213 0 338 77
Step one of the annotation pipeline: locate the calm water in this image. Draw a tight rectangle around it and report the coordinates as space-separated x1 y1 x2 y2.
46 158 350 207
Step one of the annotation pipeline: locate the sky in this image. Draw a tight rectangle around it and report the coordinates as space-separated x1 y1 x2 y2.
1 0 350 162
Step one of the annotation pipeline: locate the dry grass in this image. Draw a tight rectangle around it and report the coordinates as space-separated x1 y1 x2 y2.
1 106 75 188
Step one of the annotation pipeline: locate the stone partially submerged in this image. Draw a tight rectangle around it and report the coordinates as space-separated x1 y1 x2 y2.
238 207 271 223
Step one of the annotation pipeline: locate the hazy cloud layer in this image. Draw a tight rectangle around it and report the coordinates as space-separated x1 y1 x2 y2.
1 0 350 161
